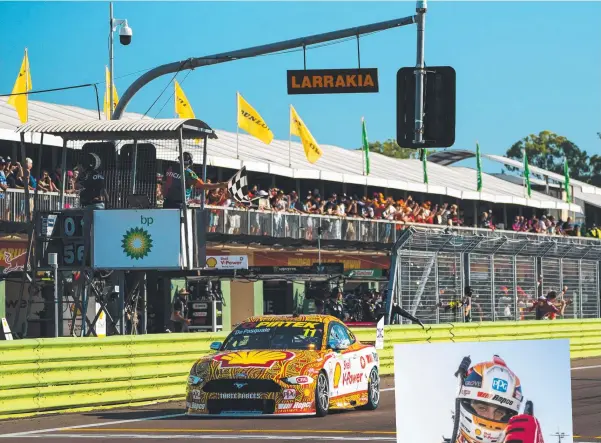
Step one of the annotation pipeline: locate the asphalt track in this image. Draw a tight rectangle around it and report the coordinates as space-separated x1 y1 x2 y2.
1 357 600 443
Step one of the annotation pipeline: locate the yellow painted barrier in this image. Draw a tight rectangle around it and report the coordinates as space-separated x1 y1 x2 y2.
0 319 599 419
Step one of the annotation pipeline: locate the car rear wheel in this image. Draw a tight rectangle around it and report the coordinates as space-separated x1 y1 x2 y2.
359 367 380 410
315 371 329 417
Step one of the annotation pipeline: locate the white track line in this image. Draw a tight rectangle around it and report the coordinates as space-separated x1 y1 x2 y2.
9 434 396 441
0 413 185 438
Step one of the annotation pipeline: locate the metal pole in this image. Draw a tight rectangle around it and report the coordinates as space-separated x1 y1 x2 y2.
59 139 67 209
513 256 518 321
212 296 217 333
236 92 240 160
141 272 147 334
413 0 426 144
112 15 416 119
131 139 138 195
109 2 114 121
178 128 191 269
53 264 59 337
288 105 292 168
490 255 496 322
201 137 208 207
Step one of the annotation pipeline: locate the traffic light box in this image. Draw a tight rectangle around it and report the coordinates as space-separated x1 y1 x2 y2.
396 66 456 149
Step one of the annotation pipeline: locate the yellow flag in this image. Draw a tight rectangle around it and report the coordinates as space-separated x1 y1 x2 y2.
237 92 273 145
8 49 32 124
103 66 119 120
174 80 196 119
290 105 322 164
174 80 200 143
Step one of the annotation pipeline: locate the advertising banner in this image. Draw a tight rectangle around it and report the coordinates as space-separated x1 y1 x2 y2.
93 209 181 269
204 255 248 270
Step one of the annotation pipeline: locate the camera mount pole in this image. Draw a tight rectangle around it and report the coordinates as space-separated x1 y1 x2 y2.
414 0 427 145
111 14 417 119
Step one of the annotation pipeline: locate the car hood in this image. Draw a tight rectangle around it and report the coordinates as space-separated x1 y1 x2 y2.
193 349 327 380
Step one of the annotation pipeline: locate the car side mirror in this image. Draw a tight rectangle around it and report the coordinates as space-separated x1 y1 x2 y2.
210 341 222 351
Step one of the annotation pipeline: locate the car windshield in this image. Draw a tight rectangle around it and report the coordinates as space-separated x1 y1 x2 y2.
222 320 325 351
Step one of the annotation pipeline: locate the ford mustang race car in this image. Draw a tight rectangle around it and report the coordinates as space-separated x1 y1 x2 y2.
186 314 380 417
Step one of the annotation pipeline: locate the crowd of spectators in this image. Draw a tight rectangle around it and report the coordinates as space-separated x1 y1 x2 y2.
180 184 466 226
509 214 586 237
0 156 79 196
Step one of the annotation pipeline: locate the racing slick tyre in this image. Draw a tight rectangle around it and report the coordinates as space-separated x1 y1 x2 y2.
358 367 380 411
315 371 330 417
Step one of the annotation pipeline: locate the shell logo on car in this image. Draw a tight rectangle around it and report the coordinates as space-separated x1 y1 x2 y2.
213 350 294 369
333 362 342 388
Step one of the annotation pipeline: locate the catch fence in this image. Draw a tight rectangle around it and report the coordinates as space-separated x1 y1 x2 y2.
388 225 601 324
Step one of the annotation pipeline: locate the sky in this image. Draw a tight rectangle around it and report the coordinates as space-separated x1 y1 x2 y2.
0 1 600 175
393 339 574 443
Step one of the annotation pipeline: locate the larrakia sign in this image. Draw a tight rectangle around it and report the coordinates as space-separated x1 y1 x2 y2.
287 68 379 95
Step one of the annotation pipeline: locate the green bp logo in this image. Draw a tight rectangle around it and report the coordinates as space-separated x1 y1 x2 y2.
121 227 153 260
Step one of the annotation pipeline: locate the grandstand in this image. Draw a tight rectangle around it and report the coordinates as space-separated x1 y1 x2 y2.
0 97 595 225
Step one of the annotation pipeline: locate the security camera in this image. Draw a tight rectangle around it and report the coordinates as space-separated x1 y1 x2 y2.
119 22 132 45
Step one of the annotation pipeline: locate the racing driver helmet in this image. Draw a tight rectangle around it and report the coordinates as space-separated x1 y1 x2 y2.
456 355 523 443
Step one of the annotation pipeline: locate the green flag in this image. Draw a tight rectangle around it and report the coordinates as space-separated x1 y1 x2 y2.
564 157 571 203
422 148 428 184
523 149 531 198
476 141 483 191
361 117 370 175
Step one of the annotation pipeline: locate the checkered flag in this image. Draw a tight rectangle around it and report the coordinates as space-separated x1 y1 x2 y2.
227 166 250 203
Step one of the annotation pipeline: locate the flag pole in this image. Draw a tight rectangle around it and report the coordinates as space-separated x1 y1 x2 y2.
288 105 292 168
25 47 29 123
236 92 240 160
361 117 365 176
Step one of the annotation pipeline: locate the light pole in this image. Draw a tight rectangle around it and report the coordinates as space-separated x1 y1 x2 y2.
108 2 132 120
48 253 58 337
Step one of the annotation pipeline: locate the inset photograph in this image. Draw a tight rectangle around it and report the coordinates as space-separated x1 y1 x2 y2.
393 339 573 443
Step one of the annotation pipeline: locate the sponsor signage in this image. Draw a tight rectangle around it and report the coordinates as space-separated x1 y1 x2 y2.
287 68 379 95
492 378 508 393
205 255 248 270
200 263 345 276
345 269 383 278
93 210 181 269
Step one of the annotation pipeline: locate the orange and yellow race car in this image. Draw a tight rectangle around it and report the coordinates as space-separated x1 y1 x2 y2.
186 314 380 417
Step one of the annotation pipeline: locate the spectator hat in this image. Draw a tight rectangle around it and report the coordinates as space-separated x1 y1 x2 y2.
0 157 5 164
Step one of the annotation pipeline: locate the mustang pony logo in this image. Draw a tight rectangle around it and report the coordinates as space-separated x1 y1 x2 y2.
213 350 294 369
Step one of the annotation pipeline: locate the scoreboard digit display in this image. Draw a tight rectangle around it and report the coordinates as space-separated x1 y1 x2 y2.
36 210 92 271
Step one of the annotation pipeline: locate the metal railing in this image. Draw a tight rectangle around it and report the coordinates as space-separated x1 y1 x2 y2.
201 205 601 247
0 189 80 222
388 225 601 325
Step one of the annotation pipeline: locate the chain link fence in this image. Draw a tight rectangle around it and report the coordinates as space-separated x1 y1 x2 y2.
388 225 601 324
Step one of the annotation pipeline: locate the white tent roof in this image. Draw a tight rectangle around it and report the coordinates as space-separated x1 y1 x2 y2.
0 97 582 213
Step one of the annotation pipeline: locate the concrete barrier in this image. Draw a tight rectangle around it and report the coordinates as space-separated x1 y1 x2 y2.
1 319 599 419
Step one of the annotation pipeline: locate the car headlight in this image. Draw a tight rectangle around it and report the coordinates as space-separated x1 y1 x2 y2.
188 375 204 385
282 375 314 385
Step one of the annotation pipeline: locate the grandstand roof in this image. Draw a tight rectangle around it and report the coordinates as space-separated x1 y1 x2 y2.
16 118 217 141
428 149 600 195
0 97 582 213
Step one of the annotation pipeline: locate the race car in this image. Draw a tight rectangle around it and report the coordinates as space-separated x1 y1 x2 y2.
185 314 380 417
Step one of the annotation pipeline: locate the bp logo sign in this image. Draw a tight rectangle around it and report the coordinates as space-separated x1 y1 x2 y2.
121 227 153 260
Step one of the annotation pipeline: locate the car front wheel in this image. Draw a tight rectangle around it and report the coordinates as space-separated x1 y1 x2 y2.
359 367 380 410
315 371 329 417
